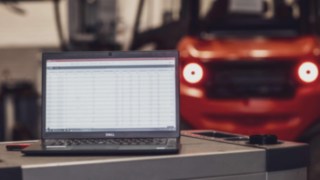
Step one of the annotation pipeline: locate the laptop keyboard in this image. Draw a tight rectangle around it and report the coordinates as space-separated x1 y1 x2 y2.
45 138 168 146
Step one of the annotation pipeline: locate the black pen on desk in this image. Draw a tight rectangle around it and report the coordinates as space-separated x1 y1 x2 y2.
6 143 31 151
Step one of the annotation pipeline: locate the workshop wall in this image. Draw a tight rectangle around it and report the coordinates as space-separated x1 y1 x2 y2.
0 0 178 90
0 0 176 49
0 1 68 48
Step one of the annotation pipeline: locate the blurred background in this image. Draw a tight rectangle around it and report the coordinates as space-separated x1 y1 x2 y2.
0 0 320 179
0 0 186 141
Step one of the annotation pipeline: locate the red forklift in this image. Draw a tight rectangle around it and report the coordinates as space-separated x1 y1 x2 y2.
131 0 320 179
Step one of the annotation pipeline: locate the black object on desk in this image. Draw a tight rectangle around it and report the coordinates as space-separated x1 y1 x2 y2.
6 143 30 151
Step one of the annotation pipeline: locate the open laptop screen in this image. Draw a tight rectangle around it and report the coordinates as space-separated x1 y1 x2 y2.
45 57 177 133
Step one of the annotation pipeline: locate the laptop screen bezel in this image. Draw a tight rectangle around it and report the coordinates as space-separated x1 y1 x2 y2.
42 50 180 139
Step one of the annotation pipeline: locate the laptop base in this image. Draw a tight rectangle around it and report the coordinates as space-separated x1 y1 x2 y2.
22 140 180 156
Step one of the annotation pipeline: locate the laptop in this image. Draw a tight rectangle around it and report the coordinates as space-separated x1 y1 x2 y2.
22 50 180 155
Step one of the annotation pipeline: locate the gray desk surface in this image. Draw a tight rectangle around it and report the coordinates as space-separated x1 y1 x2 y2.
0 136 268 180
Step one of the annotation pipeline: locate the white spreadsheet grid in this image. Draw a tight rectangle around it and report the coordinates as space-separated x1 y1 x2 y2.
45 59 176 131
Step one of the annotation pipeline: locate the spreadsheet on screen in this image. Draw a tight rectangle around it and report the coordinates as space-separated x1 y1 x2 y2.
45 58 177 132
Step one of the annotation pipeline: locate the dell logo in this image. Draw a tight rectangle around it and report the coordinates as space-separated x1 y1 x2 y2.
105 133 115 137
